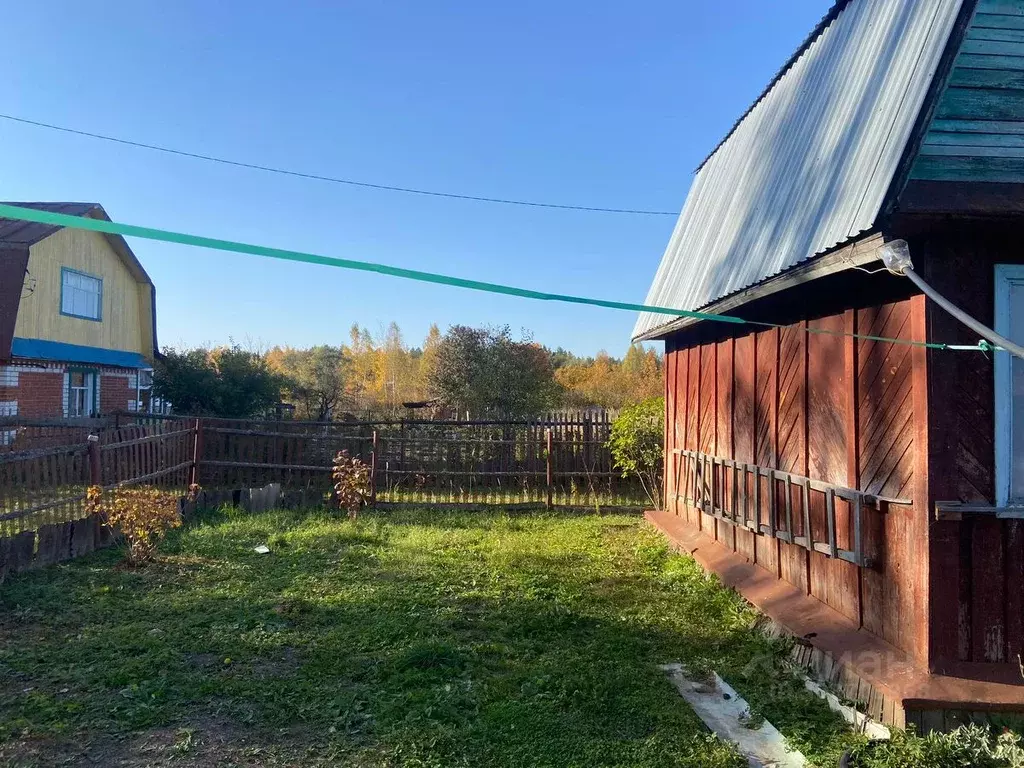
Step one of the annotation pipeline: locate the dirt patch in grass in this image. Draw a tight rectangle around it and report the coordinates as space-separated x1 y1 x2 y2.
0 717 344 767
235 647 302 681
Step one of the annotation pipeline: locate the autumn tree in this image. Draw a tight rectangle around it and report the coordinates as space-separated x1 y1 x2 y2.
552 346 662 408
554 350 618 406
345 324 379 415
376 322 420 416
486 330 559 415
268 345 346 421
418 323 442 399
426 325 490 415
426 325 558 416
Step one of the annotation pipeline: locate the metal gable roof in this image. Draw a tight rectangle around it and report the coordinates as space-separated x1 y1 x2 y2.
633 0 965 341
0 202 154 286
0 202 96 244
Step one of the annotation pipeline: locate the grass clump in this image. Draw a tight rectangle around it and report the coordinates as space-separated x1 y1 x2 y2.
847 723 1024 768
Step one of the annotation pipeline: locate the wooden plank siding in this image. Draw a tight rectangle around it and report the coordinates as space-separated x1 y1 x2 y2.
664 302 923 660
778 323 810 595
699 344 717 536
906 219 1024 672
716 340 734 551
734 333 757 565
912 0 1024 183
685 346 701 527
660 217 1024 675
754 329 781 577
807 313 860 622
857 300 920 654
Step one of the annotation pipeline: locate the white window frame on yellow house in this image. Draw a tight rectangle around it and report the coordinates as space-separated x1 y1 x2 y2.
60 267 103 322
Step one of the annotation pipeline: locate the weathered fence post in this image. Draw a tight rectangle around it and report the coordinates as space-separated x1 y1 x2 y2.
545 428 553 509
370 430 378 506
190 418 203 487
583 413 593 471
87 434 101 486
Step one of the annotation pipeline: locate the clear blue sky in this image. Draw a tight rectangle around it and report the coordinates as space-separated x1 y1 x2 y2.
3 1 828 356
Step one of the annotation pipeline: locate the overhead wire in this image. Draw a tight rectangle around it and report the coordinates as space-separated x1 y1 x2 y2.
0 113 678 217
0 203 995 354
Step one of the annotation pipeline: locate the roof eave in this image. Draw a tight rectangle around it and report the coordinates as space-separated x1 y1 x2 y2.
84 206 154 287
631 230 886 342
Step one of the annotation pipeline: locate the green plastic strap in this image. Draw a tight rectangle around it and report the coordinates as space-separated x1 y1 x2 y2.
0 203 743 324
745 320 951 351
0 203 993 353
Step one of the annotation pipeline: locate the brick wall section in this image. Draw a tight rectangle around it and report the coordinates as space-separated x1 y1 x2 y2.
16 371 64 417
100 374 134 414
0 365 142 417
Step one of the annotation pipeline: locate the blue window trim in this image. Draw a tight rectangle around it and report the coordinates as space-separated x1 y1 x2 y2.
66 366 100 418
59 266 103 322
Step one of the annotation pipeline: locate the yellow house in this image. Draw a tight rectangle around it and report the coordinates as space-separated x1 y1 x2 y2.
0 203 160 418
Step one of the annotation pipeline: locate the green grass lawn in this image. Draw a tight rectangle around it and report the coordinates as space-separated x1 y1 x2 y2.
0 507 860 767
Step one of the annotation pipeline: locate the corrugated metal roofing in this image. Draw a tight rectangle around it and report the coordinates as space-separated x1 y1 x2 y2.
0 202 98 245
633 0 965 341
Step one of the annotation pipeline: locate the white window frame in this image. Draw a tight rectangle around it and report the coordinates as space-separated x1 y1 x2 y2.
67 369 97 418
994 265 1024 506
60 267 103 321
136 368 154 413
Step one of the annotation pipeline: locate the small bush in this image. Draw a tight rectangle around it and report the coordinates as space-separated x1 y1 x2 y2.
332 450 371 520
87 485 183 565
607 397 664 509
847 723 1024 768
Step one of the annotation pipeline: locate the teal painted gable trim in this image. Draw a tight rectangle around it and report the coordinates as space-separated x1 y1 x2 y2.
936 88 1024 121
975 12 1024 31
912 153 1024 181
11 338 148 369
910 0 1024 183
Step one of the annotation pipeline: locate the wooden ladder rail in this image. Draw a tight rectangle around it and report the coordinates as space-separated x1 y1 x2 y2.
671 448 911 568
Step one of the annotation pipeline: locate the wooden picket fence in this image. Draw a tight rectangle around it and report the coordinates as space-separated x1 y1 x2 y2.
0 410 646 580
1 413 643 533
0 419 98 454
196 412 643 506
0 419 196 582
0 420 197 538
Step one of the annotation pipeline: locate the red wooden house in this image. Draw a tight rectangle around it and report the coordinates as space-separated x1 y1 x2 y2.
635 0 1024 726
